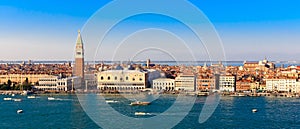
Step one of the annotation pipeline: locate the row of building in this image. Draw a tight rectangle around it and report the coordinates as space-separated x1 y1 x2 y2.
0 73 82 91
152 75 300 93
96 68 237 92
152 74 236 92
2 69 300 93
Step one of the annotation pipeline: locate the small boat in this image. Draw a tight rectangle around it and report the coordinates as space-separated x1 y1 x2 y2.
14 99 22 102
48 97 55 100
11 94 15 97
134 112 151 116
130 101 150 106
105 100 119 103
21 91 28 96
17 110 23 114
252 109 258 113
286 94 293 98
3 98 12 101
27 96 36 99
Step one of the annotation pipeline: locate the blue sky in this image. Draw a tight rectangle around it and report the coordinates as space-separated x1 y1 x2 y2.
1 0 300 61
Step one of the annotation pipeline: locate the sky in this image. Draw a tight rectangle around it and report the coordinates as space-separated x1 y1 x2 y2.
1 0 300 61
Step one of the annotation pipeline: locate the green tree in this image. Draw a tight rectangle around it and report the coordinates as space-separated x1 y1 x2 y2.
7 80 12 87
0 83 10 90
21 78 32 91
24 78 29 85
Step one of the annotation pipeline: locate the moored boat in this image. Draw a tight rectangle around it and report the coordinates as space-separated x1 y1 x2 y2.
130 101 150 106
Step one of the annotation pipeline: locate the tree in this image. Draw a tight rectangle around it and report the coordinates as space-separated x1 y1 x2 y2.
21 78 32 91
24 78 29 85
0 83 10 90
7 80 12 87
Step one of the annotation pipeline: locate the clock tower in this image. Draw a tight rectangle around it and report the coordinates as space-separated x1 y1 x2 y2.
74 30 84 80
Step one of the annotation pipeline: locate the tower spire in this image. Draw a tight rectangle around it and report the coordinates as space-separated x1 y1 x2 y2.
76 30 83 45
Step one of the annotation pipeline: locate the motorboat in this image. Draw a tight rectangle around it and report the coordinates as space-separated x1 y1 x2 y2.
252 109 258 113
105 100 119 103
48 97 55 100
27 96 36 99
134 112 151 116
130 101 150 106
3 97 12 101
14 98 22 102
17 109 23 114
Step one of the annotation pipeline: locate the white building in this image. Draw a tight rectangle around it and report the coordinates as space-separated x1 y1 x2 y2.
219 75 236 92
33 76 81 91
265 79 297 93
97 69 160 91
175 74 196 91
97 70 146 91
152 78 175 91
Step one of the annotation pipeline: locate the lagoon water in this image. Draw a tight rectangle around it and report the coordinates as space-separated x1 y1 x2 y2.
1 94 300 129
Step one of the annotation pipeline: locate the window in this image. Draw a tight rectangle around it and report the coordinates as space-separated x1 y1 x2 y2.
100 76 104 80
115 76 117 80
126 76 128 80
108 76 111 80
132 78 135 81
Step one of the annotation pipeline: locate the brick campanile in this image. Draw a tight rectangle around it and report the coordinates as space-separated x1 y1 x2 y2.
74 30 84 80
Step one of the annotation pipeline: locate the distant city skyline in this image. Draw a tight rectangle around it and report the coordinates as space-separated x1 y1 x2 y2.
1 0 300 61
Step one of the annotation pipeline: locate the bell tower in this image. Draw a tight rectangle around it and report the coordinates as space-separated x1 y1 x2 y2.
74 30 84 80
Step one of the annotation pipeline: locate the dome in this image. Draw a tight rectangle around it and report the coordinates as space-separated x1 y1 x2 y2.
128 64 134 70
115 65 123 70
